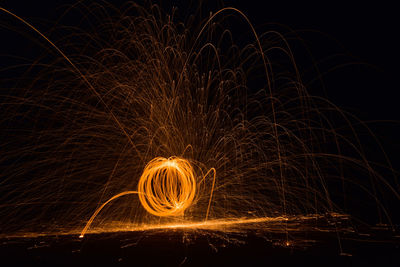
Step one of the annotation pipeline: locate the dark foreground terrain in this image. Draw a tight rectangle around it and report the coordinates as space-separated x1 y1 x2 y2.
1 225 399 267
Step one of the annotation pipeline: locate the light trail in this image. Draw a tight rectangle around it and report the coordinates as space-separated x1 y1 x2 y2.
0 2 397 241
137 157 197 217
80 157 216 238
76 213 350 237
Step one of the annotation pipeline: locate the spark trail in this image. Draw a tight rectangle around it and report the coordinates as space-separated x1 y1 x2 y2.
0 2 397 242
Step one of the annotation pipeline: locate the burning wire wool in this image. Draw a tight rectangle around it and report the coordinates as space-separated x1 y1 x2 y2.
138 157 197 217
80 157 216 237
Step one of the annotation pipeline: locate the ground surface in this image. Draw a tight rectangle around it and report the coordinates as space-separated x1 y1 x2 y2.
1 223 399 267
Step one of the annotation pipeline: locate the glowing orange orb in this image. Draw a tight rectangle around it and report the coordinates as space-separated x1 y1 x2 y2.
137 157 197 217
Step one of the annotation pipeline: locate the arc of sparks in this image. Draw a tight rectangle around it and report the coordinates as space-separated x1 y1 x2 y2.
79 191 138 238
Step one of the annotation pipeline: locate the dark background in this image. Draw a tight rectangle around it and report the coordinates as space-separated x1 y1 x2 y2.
0 0 399 221
1 0 398 119
1 0 398 155
0 1 399 266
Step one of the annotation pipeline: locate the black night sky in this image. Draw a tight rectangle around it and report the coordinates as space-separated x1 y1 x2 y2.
2 0 399 160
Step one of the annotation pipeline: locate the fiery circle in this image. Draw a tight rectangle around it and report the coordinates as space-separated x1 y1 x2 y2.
137 157 196 216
